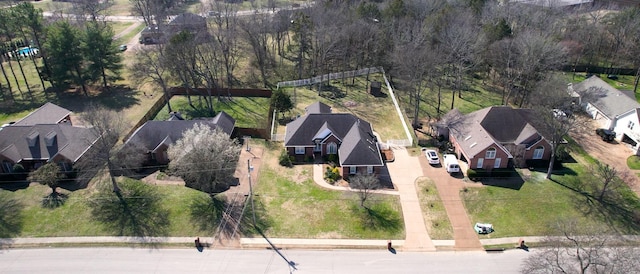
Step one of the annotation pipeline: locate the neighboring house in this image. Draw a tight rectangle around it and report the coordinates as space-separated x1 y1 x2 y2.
13 102 72 126
571 76 640 153
0 102 98 174
446 106 553 170
123 111 235 165
139 13 208 44
284 102 384 176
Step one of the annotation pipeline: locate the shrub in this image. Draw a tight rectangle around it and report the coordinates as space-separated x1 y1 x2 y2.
279 150 293 167
324 166 341 183
327 154 337 163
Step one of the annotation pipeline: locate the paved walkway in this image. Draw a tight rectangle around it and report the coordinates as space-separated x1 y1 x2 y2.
420 154 483 251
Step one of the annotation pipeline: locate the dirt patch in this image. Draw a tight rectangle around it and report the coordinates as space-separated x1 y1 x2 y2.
569 116 640 196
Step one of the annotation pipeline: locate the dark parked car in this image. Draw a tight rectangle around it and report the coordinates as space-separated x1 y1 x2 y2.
596 128 616 142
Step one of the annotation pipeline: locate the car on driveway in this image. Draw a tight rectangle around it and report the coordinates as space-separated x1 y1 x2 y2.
422 148 440 165
596 128 616 142
118 44 127 51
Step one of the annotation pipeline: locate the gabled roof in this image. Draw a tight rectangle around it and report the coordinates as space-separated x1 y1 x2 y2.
448 106 546 158
285 102 383 167
124 111 235 152
572 76 640 119
13 102 71 126
339 123 384 166
305 102 332 114
169 13 206 26
0 124 99 163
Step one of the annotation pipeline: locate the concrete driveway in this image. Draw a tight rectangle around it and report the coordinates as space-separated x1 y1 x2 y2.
570 117 640 196
385 148 436 251
419 154 483 251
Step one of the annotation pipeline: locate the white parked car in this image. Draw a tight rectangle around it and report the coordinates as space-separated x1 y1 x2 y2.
423 149 440 165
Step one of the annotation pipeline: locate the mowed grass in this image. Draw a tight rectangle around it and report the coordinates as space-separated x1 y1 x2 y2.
416 178 453 240
255 143 405 239
628 156 640 170
155 96 270 128
278 74 409 141
7 180 214 237
463 160 640 238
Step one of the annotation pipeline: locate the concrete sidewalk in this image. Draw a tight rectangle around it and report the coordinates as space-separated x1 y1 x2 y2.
8 235 629 249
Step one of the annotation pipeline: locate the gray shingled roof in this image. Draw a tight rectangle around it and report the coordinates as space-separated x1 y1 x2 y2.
13 102 71 126
305 102 332 114
0 124 99 163
572 76 640 119
449 106 545 159
285 104 383 167
169 13 206 26
124 111 235 151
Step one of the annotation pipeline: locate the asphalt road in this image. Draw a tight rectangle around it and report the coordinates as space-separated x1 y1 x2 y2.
0 248 531 273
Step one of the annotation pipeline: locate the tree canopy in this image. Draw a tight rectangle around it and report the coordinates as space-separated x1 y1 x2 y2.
168 123 241 194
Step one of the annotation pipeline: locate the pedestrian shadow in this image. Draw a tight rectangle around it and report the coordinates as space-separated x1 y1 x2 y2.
388 247 397 254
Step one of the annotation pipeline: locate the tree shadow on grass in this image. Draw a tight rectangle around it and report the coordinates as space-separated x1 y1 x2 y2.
0 192 24 249
190 194 227 232
53 85 140 113
90 180 170 243
41 192 68 209
351 202 402 233
553 177 640 234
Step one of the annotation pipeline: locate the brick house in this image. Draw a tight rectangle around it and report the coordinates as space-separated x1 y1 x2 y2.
445 106 553 170
284 102 384 176
123 111 235 165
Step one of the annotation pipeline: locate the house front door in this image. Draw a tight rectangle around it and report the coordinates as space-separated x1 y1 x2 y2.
477 158 484 169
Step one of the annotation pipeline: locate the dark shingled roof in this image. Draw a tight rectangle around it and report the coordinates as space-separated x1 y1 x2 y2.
305 102 332 114
0 124 99 163
285 104 383 167
448 106 545 159
13 102 71 126
124 111 235 152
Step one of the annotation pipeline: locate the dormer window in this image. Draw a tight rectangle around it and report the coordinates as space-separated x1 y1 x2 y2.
45 131 57 147
27 131 39 147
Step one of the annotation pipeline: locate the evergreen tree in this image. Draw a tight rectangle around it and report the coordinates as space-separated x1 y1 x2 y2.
83 22 122 88
44 21 87 95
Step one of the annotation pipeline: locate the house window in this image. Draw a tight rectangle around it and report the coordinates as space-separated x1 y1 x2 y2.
629 121 635 130
485 148 496 159
295 147 305 155
58 162 71 172
2 162 12 173
477 158 484 169
314 143 322 152
349 166 357 175
367 166 374 175
327 142 337 154
533 146 544 159
494 158 501 168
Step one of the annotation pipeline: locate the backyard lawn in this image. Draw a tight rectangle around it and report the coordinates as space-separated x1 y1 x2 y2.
276 74 410 141
254 142 405 239
154 96 271 128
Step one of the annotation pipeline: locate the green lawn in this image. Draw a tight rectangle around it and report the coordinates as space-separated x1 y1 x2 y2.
416 178 453 240
627 156 640 170
463 162 640 238
155 96 271 128
114 23 145 45
254 143 405 239
278 74 409 141
6 179 215 237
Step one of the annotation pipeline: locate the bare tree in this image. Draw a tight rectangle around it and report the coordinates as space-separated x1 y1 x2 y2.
79 105 144 193
129 0 175 26
129 45 173 113
167 123 241 194
587 163 629 203
521 219 640 274
70 0 114 22
350 174 381 207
